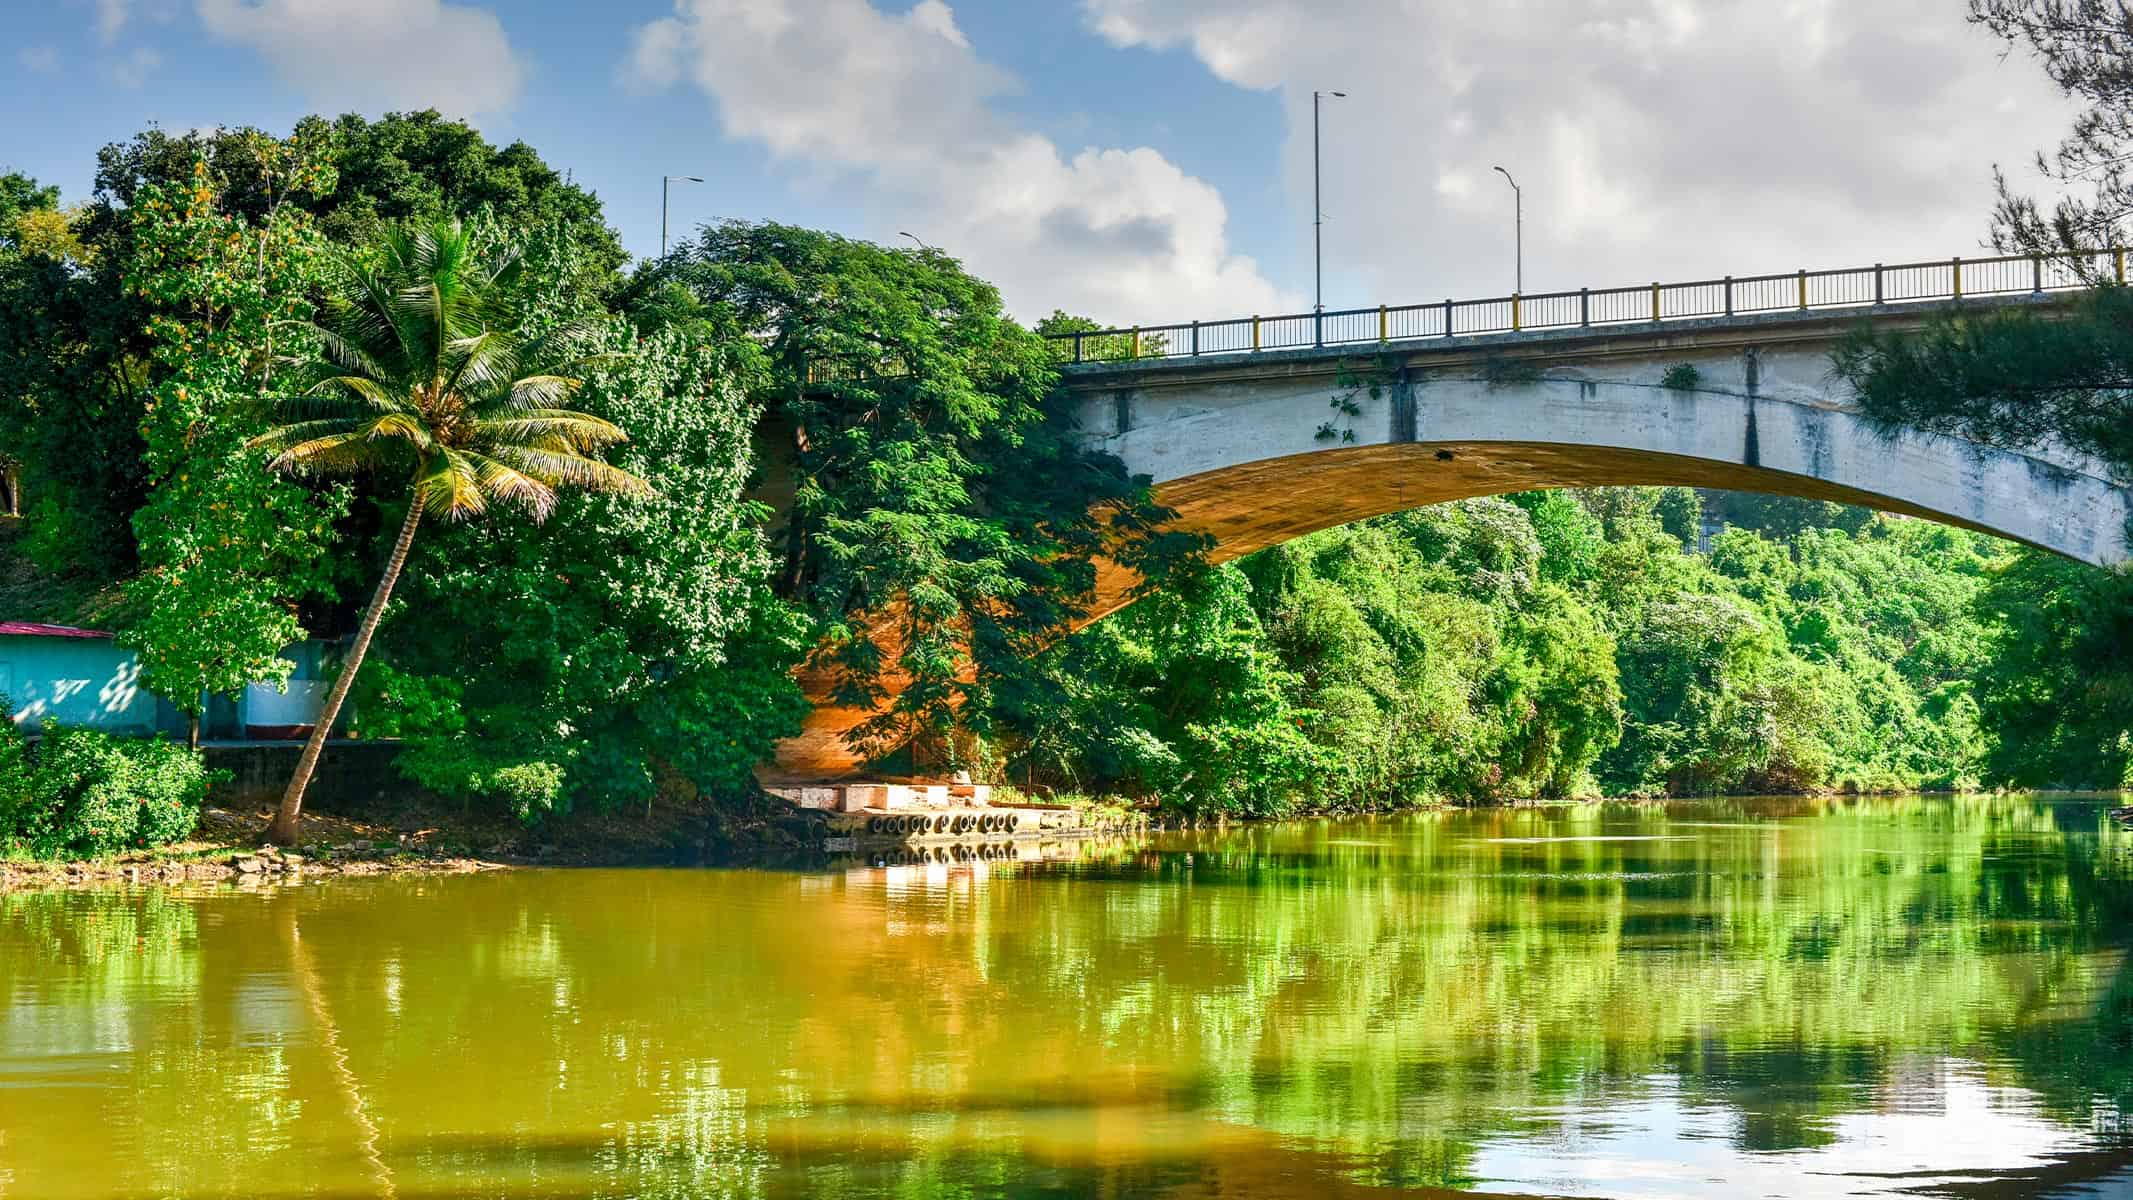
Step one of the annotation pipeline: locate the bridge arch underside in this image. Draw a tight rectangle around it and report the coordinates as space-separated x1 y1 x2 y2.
1081 352 2133 605
1142 439 2100 589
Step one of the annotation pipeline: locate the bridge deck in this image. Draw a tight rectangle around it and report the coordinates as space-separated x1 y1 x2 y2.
1058 293 2057 384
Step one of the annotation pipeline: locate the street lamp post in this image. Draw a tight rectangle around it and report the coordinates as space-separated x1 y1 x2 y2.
662 175 703 259
1314 89 1346 345
1493 166 1522 295
898 231 935 252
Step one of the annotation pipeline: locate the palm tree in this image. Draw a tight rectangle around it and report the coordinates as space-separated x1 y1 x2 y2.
253 220 650 845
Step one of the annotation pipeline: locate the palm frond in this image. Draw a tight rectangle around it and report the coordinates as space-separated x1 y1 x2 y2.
412 223 478 351
331 256 428 375
482 241 527 292
467 411 629 452
465 449 559 522
249 418 368 455
492 446 655 498
301 374 406 412
261 430 406 478
412 448 489 520
360 411 438 450
392 280 448 378
443 329 524 399
494 374 584 411
257 218 657 522
261 387 391 427
309 322 394 383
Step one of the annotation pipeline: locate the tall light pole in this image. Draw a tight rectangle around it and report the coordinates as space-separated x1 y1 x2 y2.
1314 89 1346 330
1493 166 1522 295
898 231 935 252
661 175 702 259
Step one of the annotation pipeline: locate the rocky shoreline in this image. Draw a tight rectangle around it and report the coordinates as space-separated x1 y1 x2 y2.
0 788 839 892
0 835 505 892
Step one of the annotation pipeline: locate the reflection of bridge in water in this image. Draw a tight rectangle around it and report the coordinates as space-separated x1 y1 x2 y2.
772 255 2133 778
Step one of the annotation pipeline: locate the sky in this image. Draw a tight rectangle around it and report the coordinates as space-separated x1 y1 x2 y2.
0 0 2086 326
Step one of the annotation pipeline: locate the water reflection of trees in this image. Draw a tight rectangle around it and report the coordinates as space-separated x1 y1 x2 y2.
1044 797 2133 1184
2 795 2130 1197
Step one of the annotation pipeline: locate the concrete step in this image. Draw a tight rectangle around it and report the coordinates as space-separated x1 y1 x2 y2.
765 781 995 812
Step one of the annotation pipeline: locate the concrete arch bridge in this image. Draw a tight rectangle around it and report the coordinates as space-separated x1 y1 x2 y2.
769 269 2133 779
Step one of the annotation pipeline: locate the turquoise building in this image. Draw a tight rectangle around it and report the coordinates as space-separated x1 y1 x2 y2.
0 622 333 739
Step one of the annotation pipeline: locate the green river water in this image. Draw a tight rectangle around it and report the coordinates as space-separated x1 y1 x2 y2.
5 794 2133 1198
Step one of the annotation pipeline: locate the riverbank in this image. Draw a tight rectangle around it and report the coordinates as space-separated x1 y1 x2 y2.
0 784 832 892
0 803 499 890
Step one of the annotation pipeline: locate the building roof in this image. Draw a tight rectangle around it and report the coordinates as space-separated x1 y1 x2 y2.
0 621 113 639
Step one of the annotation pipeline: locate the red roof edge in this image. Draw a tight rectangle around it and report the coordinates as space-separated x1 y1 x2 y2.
0 621 114 639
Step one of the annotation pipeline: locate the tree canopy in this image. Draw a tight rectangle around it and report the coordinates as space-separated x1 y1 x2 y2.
634 221 1192 769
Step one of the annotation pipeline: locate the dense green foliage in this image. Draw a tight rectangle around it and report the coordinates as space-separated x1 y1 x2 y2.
354 229 807 819
1972 550 2133 788
635 223 1189 767
998 490 2016 816
2 115 794 827
1 113 620 581
1828 279 2133 798
120 148 348 744
247 216 657 841
0 721 214 858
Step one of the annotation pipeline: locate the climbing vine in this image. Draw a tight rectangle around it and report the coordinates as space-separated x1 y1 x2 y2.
1317 354 1402 444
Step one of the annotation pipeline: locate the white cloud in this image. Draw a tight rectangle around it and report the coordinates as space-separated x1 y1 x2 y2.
110 46 161 89
907 0 968 49
195 0 524 120
1081 0 2082 306
627 0 1290 324
92 0 182 44
18 46 59 74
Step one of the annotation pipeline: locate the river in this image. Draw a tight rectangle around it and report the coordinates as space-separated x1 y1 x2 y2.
5 794 2133 1198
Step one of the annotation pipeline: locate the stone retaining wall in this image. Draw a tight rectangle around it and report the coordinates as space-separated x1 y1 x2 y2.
205 741 404 812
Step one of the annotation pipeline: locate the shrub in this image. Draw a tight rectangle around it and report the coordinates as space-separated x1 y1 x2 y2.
1660 362 1702 391
481 762 568 823
129 738 216 847
395 737 568 825
1 726 215 859
0 708 29 850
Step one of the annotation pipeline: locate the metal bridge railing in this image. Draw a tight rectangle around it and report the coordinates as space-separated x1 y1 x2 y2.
1045 249 2130 366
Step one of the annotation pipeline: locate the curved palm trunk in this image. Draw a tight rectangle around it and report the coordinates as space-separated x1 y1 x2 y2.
267 502 423 846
